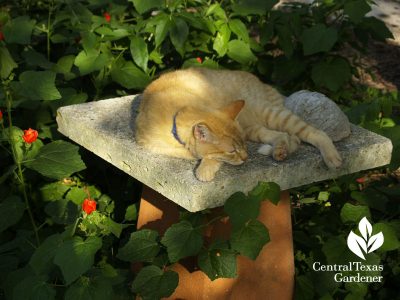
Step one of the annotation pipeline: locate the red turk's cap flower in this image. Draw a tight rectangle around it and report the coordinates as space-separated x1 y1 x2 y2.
104 12 111 22
82 198 97 215
0 32 4 41
196 57 202 63
22 128 38 143
0 109 3 120
356 177 366 184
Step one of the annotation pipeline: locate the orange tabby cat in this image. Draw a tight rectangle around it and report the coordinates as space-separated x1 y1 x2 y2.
136 68 342 181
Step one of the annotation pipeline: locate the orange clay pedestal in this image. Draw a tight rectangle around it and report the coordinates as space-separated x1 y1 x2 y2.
136 186 294 300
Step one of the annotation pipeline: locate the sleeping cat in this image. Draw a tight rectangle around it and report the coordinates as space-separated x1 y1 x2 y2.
135 68 342 182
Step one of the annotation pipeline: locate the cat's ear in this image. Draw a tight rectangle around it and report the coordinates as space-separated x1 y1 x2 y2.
193 123 213 143
221 100 245 120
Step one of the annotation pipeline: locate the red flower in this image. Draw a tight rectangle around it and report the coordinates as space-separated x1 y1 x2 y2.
0 32 4 41
82 198 97 215
196 57 202 64
356 177 365 184
103 12 111 22
0 109 3 121
22 128 38 143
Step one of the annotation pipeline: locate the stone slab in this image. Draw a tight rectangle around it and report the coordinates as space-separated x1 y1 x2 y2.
56 95 393 212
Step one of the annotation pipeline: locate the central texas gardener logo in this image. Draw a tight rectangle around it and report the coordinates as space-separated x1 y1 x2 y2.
347 217 384 260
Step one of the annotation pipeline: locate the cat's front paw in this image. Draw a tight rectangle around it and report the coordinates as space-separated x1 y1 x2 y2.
195 159 222 182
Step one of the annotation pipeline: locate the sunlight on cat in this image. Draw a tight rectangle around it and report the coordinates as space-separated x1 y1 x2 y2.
136 68 342 182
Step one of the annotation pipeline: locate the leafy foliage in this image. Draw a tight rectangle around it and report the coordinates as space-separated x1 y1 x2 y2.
0 0 399 299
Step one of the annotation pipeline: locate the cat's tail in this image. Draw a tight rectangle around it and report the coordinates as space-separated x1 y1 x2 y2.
263 106 342 168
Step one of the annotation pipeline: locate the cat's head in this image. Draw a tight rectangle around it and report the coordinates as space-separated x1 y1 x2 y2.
189 100 248 165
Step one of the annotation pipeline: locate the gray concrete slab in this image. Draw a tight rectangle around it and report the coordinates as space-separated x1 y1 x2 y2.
56 95 393 212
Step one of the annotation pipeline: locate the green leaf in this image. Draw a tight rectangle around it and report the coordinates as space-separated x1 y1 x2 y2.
206 3 227 19
228 19 249 43
227 39 257 65
359 17 394 41
322 236 349 265
125 204 137 221
55 55 75 73
13 275 56 300
295 275 315 300
130 36 149 72
213 23 231 57
318 191 330 202
345 282 368 298
340 203 371 224
66 187 87 205
170 18 189 56
161 220 203 262
311 58 351 92
117 229 160 262
198 247 237 280
272 57 306 84
111 58 150 90
3 16 36 44
29 234 63 274
249 181 281 204
53 55 76 80
18 71 61 101
180 12 215 33
54 236 102 285
230 219 270 259
130 0 164 14
373 223 400 251
2 126 24 163
74 49 109 76
25 141 86 180
155 16 172 47
132 266 178 300
22 49 54 69
232 0 278 15
0 196 25 233
301 24 338 55
344 0 371 23
351 189 388 212
49 88 87 113
277 25 294 58
24 138 44 160
45 198 78 225
100 217 127 238
65 276 114 300
224 192 260 230
81 30 97 49
96 28 130 41
0 46 18 79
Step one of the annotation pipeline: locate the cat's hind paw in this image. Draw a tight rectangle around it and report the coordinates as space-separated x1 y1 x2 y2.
272 140 288 161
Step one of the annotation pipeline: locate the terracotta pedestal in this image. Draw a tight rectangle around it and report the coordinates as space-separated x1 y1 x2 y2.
137 186 294 300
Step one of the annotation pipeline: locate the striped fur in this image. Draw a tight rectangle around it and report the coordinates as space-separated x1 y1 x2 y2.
136 68 342 181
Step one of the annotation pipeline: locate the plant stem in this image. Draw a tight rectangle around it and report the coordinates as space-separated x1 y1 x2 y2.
47 0 54 60
70 217 81 237
197 215 225 229
4 86 40 246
